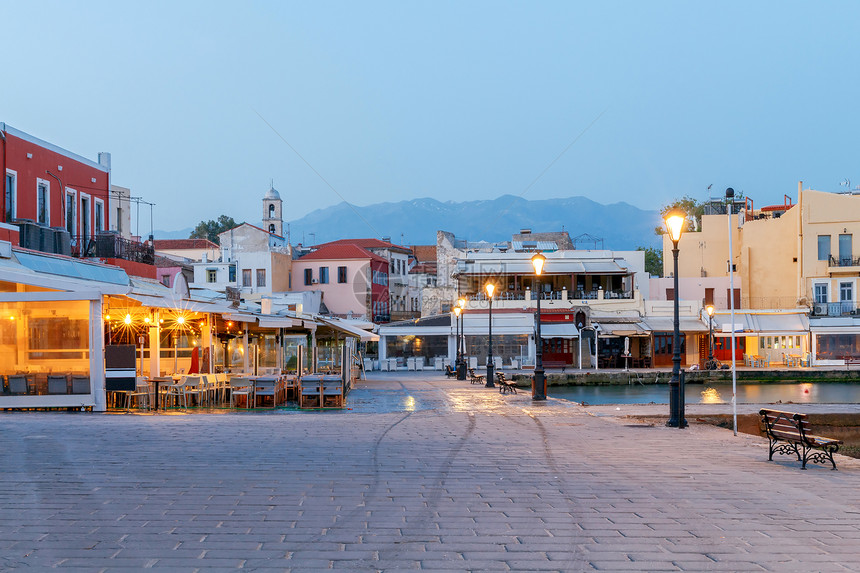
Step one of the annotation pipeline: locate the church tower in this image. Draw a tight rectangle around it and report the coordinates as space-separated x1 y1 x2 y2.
262 183 283 237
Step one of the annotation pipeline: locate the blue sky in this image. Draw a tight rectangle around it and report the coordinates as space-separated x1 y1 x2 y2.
3 1 859 234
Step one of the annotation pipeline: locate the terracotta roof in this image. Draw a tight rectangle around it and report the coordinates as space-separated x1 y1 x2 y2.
410 263 437 274
299 243 388 264
315 238 411 253
154 239 218 250
410 245 436 263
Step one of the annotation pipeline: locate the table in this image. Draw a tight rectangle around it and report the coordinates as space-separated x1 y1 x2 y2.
151 377 176 411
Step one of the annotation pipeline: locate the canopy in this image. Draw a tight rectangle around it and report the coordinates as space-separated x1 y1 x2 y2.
714 312 808 336
595 321 649 337
258 316 303 328
643 317 709 333
540 323 579 339
318 317 379 342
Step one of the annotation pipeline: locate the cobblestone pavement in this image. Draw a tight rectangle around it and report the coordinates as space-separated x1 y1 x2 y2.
3 373 860 571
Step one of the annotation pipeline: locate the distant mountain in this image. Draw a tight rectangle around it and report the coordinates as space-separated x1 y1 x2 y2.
152 227 194 240
285 195 661 250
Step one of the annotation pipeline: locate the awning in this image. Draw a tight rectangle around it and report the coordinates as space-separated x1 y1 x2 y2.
596 321 649 337
643 317 709 333
258 316 302 328
223 312 258 323
127 293 217 313
714 312 809 336
318 317 380 342
540 323 579 339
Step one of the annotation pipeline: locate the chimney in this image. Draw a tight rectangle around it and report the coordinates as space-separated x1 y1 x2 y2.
520 228 532 235
382 236 391 243
98 152 111 171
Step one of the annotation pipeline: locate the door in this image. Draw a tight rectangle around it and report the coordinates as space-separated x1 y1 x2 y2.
652 333 686 367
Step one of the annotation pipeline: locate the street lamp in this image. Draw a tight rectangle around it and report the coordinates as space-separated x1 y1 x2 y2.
665 210 687 428
457 297 467 380
531 252 547 401
706 304 715 369
485 282 495 388
453 305 461 375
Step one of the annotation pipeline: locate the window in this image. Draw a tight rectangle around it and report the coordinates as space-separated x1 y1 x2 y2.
37 181 49 225
256 269 266 287
338 266 347 283
4 170 15 223
304 268 313 285
94 200 104 235
80 195 90 238
839 234 853 264
65 190 76 234
268 204 275 217
288 271 291 289
269 224 275 234
242 269 252 287
207 269 217 283
161 274 171 287
319 267 329 284
818 235 831 261
228 265 236 282
841 281 853 302
814 283 828 304
704 288 714 307
727 288 741 309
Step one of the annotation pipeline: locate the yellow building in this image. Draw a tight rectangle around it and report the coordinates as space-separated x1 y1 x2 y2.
663 184 860 365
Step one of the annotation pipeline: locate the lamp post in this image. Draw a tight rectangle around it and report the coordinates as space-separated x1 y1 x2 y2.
665 211 687 428
485 282 495 388
453 305 461 372
531 252 547 400
457 297 467 380
706 304 715 369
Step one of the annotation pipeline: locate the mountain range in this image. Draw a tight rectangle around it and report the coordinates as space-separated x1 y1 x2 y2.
155 195 661 250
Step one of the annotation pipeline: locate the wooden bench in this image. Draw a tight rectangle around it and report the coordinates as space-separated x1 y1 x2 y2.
543 360 567 372
759 409 842 470
496 372 518 395
468 368 485 385
845 357 860 369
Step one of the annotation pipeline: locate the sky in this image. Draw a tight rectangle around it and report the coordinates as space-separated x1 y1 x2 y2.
3 1 860 236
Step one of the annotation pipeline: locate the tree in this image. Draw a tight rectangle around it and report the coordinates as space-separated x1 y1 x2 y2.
189 215 239 245
653 195 706 236
637 246 663 277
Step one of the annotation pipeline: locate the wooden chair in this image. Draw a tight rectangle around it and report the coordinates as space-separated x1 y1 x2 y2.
229 377 253 409
321 375 344 408
299 375 323 408
47 374 69 395
253 377 278 408
8 375 29 395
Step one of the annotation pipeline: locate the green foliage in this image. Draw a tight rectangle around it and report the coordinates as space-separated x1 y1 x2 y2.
189 215 239 245
637 246 663 277
653 195 706 236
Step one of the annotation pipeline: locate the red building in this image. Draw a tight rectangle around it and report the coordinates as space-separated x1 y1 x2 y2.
1 123 155 278
2 123 111 245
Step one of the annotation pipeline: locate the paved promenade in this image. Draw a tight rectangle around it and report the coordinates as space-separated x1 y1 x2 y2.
2 373 860 571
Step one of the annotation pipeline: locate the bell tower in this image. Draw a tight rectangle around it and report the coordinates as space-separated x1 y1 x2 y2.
262 182 283 236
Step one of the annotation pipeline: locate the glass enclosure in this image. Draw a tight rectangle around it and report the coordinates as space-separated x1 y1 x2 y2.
465 334 530 365
0 300 91 395
816 333 860 360
386 335 448 360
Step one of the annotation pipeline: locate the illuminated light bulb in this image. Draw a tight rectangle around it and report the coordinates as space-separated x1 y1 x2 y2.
144 317 151 323
177 316 185 325
124 314 132 325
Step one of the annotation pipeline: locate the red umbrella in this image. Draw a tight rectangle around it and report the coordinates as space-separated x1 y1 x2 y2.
189 346 200 374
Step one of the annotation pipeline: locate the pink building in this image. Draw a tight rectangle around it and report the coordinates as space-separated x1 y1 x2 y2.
292 244 390 322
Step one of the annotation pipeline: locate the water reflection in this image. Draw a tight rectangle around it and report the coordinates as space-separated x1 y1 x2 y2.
551 382 860 406
700 387 721 404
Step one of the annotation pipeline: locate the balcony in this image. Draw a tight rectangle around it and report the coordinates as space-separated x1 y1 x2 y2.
465 288 639 310
811 301 858 317
72 233 155 265
828 254 860 271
